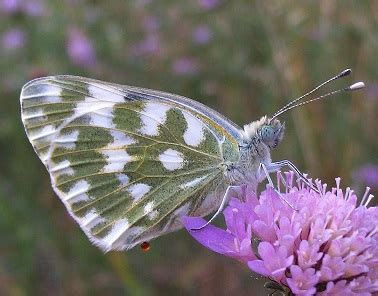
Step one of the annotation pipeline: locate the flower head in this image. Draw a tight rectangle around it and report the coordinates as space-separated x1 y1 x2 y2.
192 25 213 44
66 28 96 68
0 0 21 14
130 34 161 57
171 57 199 76
23 0 45 17
353 164 378 189
198 0 220 10
0 0 45 17
1 28 26 50
183 172 378 295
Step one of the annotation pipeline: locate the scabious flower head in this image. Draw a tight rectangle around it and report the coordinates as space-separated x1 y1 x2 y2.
183 172 378 295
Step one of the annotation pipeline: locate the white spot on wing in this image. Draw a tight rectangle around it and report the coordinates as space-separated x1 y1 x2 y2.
148 210 158 220
44 96 61 103
107 226 145 251
30 125 56 141
22 108 46 120
128 183 151 202
41 152 49 163
144 201 154 215
139 102 170 136
180 176 207 189
22 84 62 103
50 160 74 176
159 148 184 171
106 130 137 148
117 173 129 185
144 202 159 220
102 149 133 173
65 180 90 203
89 107 115 128
80 209 105 228
103 218 130 248
182 112 205 146
88 83 125 103
74 100 116 128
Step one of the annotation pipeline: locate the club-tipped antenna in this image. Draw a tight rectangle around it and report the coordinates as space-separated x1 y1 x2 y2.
270 81 365 119
271 68 352 120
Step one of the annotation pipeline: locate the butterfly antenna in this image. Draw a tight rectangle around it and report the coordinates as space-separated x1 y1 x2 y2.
271 68 353 121
271 81 365 119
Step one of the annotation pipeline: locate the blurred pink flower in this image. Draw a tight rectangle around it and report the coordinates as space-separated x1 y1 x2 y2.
23 0 45 17
130 34 161 57
183 172 378 295
171 57 199 75
0 0 21 14
1 28 26 50
0 0 45 16
135 0 153 7
192 25 213 44
353 164 378 189
142 15 160 33
66 28 96 68
199 0 220 10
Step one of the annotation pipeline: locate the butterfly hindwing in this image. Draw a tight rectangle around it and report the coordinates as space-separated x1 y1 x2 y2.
20 76 240 251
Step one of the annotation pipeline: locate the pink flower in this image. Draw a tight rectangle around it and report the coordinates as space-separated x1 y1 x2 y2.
248 242 293 281
182 172 378 295
66 28 96 68
23 0 45 17
0 0 21 14
199 0 220 10
353 164 378 188
130 34 161 57
171 57 199 75
1 28 26 50
287 265 319 296
182 190 258 263
0 0 45 17
192 25 213 44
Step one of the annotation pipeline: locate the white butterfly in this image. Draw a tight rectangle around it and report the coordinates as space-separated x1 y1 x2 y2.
20 70 364 251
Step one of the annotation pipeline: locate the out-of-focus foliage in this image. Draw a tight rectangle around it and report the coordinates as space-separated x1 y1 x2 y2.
0 0 376 295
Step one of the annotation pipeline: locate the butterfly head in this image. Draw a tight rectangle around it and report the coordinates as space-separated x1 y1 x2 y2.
241 69 366 150
242 116 285 149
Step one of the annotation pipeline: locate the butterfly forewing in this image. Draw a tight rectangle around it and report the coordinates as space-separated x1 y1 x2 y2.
20 76 241 251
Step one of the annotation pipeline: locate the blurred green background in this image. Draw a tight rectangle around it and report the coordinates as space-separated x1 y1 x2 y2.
0 1 377 295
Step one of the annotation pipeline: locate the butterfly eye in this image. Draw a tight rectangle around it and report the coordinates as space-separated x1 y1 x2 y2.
260 125 275 142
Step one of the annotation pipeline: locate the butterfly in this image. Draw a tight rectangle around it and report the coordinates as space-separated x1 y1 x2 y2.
20 70 364 252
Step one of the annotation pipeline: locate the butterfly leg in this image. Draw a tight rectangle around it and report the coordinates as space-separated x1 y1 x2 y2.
258 163 287 192
266 160 319 193
191 185 241 231
259 163 279 191
259 163 297 210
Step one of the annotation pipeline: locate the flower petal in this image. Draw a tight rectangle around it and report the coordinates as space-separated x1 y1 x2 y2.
248 260 270 277
181 216 254 262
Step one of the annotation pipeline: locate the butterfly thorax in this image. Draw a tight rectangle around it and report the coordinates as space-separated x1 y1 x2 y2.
226 116 285 187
